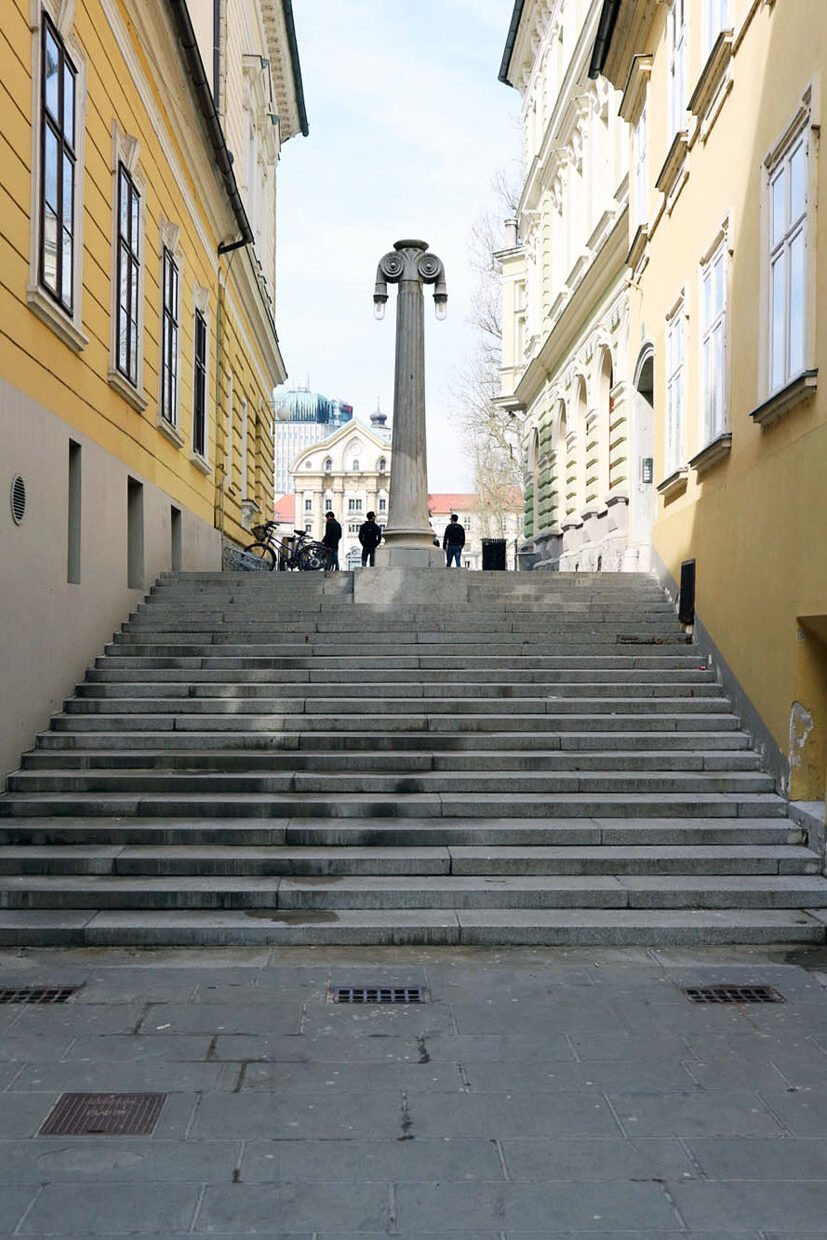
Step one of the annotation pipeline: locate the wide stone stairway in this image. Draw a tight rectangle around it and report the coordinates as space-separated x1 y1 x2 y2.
1 569 826 946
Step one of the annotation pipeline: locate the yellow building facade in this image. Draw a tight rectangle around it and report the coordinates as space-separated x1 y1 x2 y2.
0 0 306 776
592 0 827 804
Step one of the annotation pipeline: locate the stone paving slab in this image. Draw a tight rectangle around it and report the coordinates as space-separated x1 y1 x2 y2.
0 944 824 1236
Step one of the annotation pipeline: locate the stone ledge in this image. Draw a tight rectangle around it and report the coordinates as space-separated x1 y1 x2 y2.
689 432 732 476
750 370 818 428
656 468 689 501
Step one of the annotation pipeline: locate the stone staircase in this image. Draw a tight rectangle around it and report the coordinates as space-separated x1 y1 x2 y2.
1 569 825 946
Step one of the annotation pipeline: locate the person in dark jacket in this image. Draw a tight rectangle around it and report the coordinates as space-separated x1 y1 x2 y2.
443 513 465 568
358 511 383 567
322 511 342 570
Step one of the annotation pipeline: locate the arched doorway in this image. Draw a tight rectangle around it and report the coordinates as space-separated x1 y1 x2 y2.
630 344 655 563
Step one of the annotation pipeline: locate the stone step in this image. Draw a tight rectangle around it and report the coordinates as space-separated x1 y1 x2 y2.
0 907 821 948
6 770 775 796
0 790 788 819
62 695 735 716
73 680 722 700
0 872 825 911
0 815 803 846
119 619 682 637
34 729 752 752
94 653 705 670
104 638 693 657
19 748 761 772
49 711 742 733
84 666 715 684
0 843 814 877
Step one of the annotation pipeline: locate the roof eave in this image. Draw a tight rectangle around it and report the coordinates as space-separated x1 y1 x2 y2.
498 0 526 86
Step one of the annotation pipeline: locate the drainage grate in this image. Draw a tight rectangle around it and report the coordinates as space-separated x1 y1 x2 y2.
683 985 784 1005
330 986 425 1005
0 986 79 1005
39 1093 167 1137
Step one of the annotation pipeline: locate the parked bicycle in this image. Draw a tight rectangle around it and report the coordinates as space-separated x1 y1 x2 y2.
242 522 332 571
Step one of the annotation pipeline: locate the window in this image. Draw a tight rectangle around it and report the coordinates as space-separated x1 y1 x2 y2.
305 521 312 533
324 457 333 472
348 522 360 534
668 0 687 140
226 371 234 485
704 0 731 57
352 459 360 472
378 497 386 512
465 517 472 532
665 301 685 474
377 457 387 472
768 127 808 394
192 306 207 459
304 498 312 512
700 238 727 442
241 397 249 496
633 104 648 227
348 498 362 513
305 460 312 469
160 247 179 426
39 14 76 312
116 162 141 387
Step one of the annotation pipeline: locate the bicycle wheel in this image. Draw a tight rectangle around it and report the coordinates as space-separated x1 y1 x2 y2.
298 543 331 571
242 542 276 570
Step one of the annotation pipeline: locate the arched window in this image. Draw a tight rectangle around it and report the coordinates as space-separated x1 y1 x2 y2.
377 457 387 472
352 459 360 472
598 348 614 497
324 457 332 472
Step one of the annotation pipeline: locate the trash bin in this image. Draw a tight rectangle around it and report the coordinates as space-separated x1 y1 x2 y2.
481 538 507 571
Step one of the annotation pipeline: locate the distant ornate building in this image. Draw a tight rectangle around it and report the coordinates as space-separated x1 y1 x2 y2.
428 493 523 570
497 0 654 572
291 406 391 569
273 386 353 495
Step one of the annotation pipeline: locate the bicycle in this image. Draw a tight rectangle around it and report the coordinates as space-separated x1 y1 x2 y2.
243 522 332 571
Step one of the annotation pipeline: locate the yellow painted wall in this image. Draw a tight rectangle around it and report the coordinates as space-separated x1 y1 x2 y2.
1 0 277 539
622 0 827 797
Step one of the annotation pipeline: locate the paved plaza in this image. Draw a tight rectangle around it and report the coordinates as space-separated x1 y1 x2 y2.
0 944 825 1236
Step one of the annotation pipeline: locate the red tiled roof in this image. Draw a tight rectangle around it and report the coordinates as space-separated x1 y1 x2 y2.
274 494 295 522
427 493 477 514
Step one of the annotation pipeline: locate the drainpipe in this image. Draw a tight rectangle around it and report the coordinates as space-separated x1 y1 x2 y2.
588 0 621 80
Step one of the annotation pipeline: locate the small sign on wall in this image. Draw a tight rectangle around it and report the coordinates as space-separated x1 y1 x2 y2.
641 457 654 484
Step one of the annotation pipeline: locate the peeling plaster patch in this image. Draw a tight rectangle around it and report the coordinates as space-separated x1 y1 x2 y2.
789 701 815 770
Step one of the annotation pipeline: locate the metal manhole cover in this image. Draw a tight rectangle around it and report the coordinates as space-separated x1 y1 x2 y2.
39 1093 167 1136
0 986 79 1005
683 985 784 1004
330 986 425 1005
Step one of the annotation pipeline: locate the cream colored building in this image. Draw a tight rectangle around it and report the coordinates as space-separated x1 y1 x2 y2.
592 0 827 806
498 0 655 573
291 410 392 570
0 0 305 777
428 493 523 570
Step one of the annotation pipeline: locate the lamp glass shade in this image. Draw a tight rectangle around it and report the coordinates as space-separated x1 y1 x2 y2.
373 299 386 321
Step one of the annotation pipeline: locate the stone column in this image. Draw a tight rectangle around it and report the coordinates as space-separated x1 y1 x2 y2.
373 240 446 569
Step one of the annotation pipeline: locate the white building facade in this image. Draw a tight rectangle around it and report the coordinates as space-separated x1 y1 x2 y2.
497 0 655 571
291 412 392 569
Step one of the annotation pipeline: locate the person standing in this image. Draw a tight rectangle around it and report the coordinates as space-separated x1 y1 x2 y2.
358 511 382 567
323 510 342 570
443 513 465 568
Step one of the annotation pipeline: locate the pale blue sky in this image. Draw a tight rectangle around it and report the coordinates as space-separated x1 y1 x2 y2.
275 0 521 491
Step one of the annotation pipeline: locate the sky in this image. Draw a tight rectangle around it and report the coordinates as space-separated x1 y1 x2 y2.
275 0 521 491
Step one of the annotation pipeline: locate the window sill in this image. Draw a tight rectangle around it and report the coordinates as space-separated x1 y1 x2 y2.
560 518 583 533
27 286 88 353
750 370 818 427
157 416 185 448
689 431 732 475
655 131 689 207
656 467 689 500
605 491 629 508
108 367 148 412
190 452 212 475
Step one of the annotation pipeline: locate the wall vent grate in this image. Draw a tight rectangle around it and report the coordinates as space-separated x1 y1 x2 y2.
330 986 425 1005
683 985 784 1005
10 475 26 524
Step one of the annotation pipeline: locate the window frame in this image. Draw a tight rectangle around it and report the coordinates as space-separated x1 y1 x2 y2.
191 284 210 467
159 244 180 430
27 3 87 351
633 100 648 229
108 124 147 410
116 163 141 388
667 0 688 142
665 294 687 477
699 228 729 447
704 0 731 60
767 127 809 396
38 12 77 313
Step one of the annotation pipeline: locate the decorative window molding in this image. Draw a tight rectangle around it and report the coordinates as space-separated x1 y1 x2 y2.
27 1 88 352
627 223 650 274
689 28 734 139
655 130 689 209
108 122 147 410
656 466 689 499
759 89 818 409
158 220 183 439
619 54 653 124
191 283 210 470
